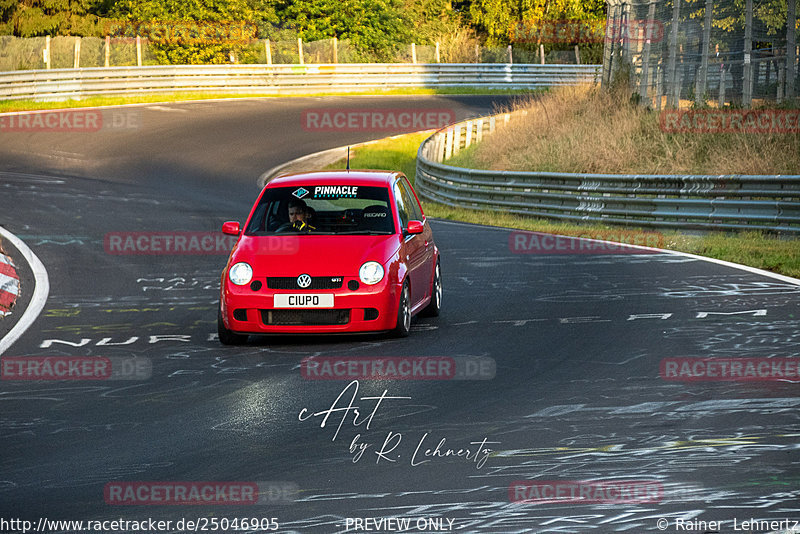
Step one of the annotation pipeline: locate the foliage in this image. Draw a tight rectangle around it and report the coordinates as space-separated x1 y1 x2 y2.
274 0 408 61
2 0 105 36
108 0 266 64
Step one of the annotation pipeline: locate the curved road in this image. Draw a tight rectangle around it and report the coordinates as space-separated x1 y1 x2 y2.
1 95 799 534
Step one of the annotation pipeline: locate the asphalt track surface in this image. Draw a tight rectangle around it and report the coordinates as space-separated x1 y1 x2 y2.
0 95 799 534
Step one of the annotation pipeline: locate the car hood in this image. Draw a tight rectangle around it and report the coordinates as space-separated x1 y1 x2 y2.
232 234 401 277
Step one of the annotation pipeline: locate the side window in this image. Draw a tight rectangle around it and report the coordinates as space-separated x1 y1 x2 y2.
393 182 410 228
400 177 424 221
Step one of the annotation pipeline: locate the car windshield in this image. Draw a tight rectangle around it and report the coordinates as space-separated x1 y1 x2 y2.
245 184 395 235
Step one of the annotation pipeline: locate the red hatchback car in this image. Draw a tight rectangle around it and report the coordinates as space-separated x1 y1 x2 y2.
217 170 441 344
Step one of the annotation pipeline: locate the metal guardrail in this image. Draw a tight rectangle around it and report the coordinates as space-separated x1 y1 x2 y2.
0 63 601 101
415 113 800 233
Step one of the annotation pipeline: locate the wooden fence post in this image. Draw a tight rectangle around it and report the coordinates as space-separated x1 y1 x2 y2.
74 36 81 68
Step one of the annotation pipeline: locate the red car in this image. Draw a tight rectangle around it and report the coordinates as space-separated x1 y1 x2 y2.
217 170 441 344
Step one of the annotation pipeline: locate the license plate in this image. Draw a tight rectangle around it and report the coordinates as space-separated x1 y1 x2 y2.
274 294 334 308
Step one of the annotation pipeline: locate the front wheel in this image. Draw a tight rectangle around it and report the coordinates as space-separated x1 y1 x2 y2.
392 281 411 338
421 260 441 317
218 306 248 345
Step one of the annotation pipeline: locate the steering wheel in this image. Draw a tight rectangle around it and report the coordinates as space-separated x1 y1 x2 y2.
273 221 294 233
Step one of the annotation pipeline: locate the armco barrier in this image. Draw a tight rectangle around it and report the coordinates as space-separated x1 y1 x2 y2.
415 113 800 233
0 63 601 101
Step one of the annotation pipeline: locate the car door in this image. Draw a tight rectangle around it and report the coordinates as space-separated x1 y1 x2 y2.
399 177 435 303
393 179 427 308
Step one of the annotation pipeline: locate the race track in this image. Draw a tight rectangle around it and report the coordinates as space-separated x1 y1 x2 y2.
1 95 799 534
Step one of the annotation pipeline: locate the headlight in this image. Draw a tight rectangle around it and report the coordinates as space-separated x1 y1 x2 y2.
359 261 385 285
229 262 253 286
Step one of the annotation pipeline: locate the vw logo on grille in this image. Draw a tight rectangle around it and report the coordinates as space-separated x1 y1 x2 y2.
297 274 312 288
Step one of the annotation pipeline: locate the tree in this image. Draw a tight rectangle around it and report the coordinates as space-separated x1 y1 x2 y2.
109 0 270 64
1 0 105 36
464 0 605 46
275 0 408 61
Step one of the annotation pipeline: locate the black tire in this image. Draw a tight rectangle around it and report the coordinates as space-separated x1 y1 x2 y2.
421 260 441 317
392 281 411 338
218 306 248 345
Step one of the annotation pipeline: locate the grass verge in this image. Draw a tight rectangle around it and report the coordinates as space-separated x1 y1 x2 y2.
0 88 537 113
447 84 800 175
326 130 800 279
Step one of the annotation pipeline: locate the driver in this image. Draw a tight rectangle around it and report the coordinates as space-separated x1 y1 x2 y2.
287 199 315 232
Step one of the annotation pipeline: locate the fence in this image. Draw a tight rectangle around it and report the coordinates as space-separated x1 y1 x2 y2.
0 63 601 101
415 113 800 233
0 34 596 72
603 0 799 108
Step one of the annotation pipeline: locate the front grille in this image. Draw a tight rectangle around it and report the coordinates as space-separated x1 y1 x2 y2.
261 309 350 326
267 276 343 290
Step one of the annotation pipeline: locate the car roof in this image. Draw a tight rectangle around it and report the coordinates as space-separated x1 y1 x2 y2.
267 170 401 188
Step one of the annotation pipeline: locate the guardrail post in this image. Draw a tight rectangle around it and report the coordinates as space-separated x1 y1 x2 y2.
507 45 513 64
475 44 480 63
464 120 473 148
136 35 142 67
73 36 81 69
444 128 453 160
539 44 545 64
333 36 338 64
266 39 272 65
453 124 463 156
436 133 445 163
476 118 484 142
105 35 110 67
435 42 440 63
574 45 581 65
411 43 417 64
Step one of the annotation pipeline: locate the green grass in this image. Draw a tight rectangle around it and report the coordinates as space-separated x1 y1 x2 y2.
328 130 800 279
0 87 538 113
324 131 432 181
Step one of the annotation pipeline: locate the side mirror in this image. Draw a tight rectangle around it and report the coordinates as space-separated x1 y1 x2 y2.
405 220 424 235
222 221 241 236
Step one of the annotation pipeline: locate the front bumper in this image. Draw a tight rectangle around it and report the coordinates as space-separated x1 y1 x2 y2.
221 277 401 334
